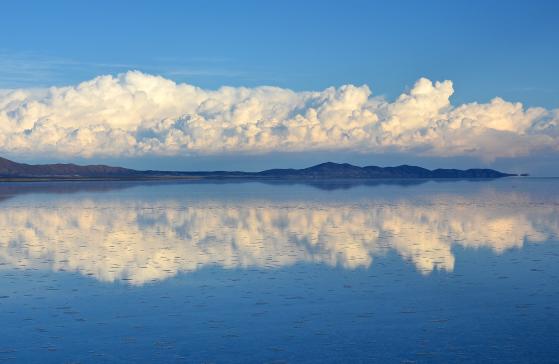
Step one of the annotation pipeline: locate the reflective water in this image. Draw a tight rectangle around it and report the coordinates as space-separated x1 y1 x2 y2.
0 179 558 363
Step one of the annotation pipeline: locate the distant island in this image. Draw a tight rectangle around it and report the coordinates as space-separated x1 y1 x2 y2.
0 157 519 181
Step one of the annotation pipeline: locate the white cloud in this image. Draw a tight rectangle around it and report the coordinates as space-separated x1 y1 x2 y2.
0 71 557 159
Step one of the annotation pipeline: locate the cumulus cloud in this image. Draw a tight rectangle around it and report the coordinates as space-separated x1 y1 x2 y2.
0 71 557 159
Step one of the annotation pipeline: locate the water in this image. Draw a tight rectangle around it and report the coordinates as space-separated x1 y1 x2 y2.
0 178 558 363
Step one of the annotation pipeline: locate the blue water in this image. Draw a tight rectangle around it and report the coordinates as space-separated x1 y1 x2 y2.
0 179 558 363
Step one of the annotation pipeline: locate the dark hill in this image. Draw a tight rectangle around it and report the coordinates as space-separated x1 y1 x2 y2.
256 162 514 179
0 157 516 180
0 157 138 178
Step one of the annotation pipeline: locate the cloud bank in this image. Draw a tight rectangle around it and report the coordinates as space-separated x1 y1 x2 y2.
0 71 557 159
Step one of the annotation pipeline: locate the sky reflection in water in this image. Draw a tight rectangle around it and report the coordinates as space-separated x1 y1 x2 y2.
1 180 557 284
0 179 558 363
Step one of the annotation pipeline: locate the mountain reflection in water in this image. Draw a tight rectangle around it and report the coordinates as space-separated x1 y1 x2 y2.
0 180 557 285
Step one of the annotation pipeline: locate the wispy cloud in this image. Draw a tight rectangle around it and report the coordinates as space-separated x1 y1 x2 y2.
0 51 249 88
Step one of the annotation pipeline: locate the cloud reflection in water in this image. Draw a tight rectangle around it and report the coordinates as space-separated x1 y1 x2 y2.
0 187 557 285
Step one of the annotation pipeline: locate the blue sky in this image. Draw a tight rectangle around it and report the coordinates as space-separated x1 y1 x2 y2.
0 0 558 174
2 0 558 107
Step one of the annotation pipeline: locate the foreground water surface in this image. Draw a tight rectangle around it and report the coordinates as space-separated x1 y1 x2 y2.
0 178 558 363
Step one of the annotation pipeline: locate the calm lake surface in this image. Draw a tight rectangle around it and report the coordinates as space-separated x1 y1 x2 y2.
0 178 558 363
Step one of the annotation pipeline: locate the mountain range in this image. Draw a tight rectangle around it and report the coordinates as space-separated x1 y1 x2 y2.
0 157 517 180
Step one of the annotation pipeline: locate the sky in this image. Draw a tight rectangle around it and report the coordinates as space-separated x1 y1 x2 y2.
0 0 558 175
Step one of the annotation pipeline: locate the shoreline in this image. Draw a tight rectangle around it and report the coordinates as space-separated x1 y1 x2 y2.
0 175 526 183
